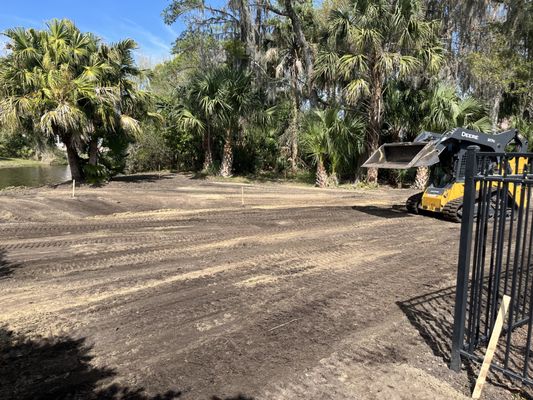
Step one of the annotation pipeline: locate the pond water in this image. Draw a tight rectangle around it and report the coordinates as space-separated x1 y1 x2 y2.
0 165 71 189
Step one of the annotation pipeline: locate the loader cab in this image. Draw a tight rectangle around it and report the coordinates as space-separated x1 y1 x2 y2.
428 143 456 188
429 164 454 188
435 138 498 183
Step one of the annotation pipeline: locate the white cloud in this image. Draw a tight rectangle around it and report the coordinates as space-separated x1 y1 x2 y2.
1 14 42 29
119 18 171 52
162 22 179 39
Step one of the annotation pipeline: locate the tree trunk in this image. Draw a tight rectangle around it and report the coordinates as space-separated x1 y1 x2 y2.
365 110 381 185
414 167 430 190
329 171 339 187
202 128 213 172
283 0 314 98
365 67 383 184
219 130 233 177
239 0 257 74
64 136 83 182
288 89 300 173
289 116 299 172
88 137 99 166
366 166 378 184
315 158 328 188
491 91 502 131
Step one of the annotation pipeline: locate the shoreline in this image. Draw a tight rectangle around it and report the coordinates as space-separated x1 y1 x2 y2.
0 157 47 169
0 157 68 169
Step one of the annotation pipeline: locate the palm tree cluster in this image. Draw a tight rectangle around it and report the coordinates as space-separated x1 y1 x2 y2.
154 0 531 186
0 0 531 187
0 19 148 181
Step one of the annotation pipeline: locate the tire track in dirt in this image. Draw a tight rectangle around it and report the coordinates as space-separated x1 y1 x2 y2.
0 207 389 279
0 221 402 323
1 216 441 342
1 176 481 400
102 233 453 399
0 211 417 294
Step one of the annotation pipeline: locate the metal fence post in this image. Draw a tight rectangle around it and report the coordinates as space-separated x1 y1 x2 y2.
450 145 479 371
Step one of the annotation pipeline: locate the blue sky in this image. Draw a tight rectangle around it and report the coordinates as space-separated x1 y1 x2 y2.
0 0 193 64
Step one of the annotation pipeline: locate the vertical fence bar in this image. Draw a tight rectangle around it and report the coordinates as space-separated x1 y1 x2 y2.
486 174 503 337
476 175 492 338
504 163 518 295
504 175 526 368
451 146 479 371
517 176 531 321
470 175 490 347
491 158 510 330
521 162 533 318
468 175 484 349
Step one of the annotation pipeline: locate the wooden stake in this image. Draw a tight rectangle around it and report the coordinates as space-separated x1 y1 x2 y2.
241 187 244 206
72 179 76 198
472 295 511 399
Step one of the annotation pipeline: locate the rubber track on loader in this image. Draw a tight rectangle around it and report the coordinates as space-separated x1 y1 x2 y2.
442 197 463 223
406 192 423 214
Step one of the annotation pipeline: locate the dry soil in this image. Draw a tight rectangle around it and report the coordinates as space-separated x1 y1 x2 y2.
0 173 528 400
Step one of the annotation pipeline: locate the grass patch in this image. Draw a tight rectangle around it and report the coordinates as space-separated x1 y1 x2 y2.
208 170 316 186
0 158 44 169
199 171 391 190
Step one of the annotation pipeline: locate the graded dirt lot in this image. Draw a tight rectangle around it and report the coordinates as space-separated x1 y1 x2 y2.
0 174 527 399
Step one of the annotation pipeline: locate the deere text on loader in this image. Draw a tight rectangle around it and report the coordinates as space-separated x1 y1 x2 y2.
363 128 528 222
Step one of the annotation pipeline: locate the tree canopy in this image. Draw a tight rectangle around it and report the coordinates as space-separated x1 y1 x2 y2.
0 1 531 186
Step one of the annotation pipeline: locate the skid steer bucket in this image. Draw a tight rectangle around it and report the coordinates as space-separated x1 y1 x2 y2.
362 141 442 169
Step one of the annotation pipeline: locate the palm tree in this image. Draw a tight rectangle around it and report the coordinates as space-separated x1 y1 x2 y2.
186 68 230 172
303 108 365 187
304 120 330 187
0 19 144 181
328 0 443 183
87 38 149 167
217 67 258 177
413 84 491 189
0 21 101 180
422 84 492 133
266 19 305 172
171 66 257 176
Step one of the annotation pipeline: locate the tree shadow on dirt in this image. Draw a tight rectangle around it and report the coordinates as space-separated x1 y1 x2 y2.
397 286 533 398
0 327 183 400
0 249 18 280
111 174 174 184
351 205 412 218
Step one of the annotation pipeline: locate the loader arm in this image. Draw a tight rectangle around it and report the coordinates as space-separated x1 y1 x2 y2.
362 127 529 222
362 128 528 171
362 131 445 169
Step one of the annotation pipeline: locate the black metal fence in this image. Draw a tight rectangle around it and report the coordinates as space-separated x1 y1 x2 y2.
451 146 533 385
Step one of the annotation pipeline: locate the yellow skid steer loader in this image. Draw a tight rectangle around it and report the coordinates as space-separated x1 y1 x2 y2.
363 128 528 222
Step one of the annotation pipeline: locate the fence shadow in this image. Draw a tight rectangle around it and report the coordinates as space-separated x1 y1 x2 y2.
0 249 18 280
397 286 533 398
0 327 182 400
397 285 456 363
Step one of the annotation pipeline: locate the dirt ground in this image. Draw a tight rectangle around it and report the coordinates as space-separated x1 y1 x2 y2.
0 173 528 400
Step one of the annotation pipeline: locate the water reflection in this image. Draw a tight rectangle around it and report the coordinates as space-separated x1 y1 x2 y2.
0 165 71 189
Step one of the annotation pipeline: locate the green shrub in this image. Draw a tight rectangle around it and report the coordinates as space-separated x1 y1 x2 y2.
83 164 110 185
